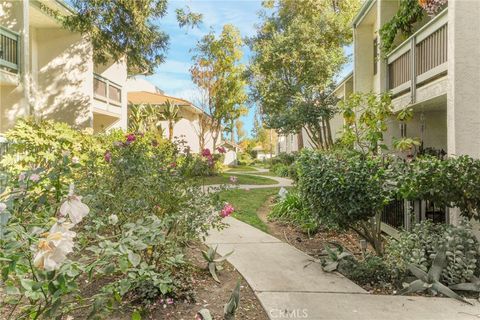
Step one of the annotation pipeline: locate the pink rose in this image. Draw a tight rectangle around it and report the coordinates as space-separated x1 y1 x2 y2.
104 150 112 163
125 133 136 143
201 148 211 157
220 203 235 218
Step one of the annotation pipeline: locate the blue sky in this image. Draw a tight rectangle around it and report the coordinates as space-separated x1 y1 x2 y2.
145 0 352 137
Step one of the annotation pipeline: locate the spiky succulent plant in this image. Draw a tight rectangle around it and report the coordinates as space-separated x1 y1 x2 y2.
396 247 472 305
224 280 241 320
201 246 233 282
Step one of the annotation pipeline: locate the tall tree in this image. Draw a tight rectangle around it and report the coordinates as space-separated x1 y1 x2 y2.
190 24 247 150
248 0 359 150
235 119 246 143
63 0 202 74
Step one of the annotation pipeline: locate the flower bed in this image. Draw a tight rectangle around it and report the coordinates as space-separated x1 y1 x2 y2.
0 119 242 318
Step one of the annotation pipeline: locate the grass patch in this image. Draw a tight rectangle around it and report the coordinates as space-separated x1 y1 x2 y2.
252 171 277 177
199 173 277 185
225 165 257 172
219 188 280 232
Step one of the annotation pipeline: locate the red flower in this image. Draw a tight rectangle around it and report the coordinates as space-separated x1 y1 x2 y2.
104 150 112 163
125 133 136 143
201 148 211 157
220 203 235 218
216 146 226 154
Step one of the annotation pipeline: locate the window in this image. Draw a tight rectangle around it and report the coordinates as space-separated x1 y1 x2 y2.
373 38 378 75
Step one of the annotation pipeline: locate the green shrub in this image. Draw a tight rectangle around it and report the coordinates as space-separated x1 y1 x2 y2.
271 163 297 179
269 190 317 233
297 150 393 255
237 152 254 166
343 255 392 286
397 155 480 221
0 119 225 318
270 152 297 166
385 220 480 285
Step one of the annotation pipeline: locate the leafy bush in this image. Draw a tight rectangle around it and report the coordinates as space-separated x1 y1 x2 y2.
270 152 297 166
385 220 480 286
269 190 317 233
271 163 297 180
397 155 480 221
297 150 393 255
343 255 392 286
237 152 253 166
0 119 226 318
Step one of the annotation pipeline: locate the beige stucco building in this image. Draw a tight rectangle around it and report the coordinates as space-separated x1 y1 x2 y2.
353 0 480 160
0 0 128 134
353 0 480 231
278 0 480 162
127 78 217 154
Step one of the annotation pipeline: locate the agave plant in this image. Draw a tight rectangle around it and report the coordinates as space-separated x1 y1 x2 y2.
202 246 234 282
320 243 352 272
450 275 480 293
224 280 241 320
396 247 472 304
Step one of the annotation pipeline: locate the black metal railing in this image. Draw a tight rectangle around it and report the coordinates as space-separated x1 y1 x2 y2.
382 199 406 229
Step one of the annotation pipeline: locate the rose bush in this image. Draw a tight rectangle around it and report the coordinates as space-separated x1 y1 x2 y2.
0 119 226 318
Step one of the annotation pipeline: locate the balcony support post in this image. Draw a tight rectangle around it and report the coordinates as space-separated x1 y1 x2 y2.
21 0 31 116
410 37 417 104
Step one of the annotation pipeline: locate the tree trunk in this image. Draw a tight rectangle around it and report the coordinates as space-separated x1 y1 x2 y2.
321 118 329 149
297 128 304 151
316 124 325 150
325 118 334 146
168 122 174 141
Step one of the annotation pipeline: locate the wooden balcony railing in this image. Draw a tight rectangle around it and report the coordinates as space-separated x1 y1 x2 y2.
0 26 19 73
93 73 122 106
387 8 448 100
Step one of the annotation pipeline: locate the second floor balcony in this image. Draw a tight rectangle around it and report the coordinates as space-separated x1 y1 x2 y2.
387 8 448 108
0 26 19 85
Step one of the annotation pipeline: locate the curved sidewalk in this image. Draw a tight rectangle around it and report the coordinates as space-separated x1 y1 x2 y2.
206 217 480 320
206 172 293 191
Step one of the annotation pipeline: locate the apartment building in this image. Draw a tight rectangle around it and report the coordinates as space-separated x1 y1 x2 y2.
278 0 480 162
0 0 128 134
354 0 480 159
353 0 480 231
127 78 216 154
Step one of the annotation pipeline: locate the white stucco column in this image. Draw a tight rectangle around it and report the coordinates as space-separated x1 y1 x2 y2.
447 0 480 227
353 25 374 93
21 0 30 116
447 0 480 159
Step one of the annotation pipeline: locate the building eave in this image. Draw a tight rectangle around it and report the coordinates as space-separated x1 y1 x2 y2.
352 0 376 28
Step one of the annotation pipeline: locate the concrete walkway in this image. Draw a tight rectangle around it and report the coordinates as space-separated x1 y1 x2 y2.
206 217 480 320
207 170 293 190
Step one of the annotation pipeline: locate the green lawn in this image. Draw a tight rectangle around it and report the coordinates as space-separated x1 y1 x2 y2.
199 173 277 185
252 170 277 177
219 187 280 232
225 165 258 172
